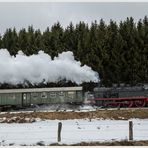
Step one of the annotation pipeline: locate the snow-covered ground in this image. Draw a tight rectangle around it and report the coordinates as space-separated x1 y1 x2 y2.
0 118 148 146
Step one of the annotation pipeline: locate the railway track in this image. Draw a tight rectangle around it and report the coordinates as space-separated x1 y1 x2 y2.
1 104 148 114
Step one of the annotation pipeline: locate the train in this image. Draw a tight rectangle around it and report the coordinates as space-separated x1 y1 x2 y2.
0 84 148 111
93 84 148 108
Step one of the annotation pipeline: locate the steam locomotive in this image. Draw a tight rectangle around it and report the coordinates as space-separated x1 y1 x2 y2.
92 84 148 108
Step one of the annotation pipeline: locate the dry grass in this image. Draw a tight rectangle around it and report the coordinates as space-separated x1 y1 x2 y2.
0 108 148 121
49 140 148 146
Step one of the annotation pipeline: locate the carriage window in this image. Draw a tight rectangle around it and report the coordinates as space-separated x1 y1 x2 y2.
41 92 47 98
68 91 74 98
23 93 27 100
31 93 38 98
68 91 74 95
13 94 16 99
50 92 56 98
10 94 15 99
59 91 65 96
76 91 82 96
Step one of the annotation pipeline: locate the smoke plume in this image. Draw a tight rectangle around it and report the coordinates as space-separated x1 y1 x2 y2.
0 49 99 85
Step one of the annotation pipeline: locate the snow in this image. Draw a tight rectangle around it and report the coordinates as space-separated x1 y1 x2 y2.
0 104 98 113
78 105 98 111
0 118 148 146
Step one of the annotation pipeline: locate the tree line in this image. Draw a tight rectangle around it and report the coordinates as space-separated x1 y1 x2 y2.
0 16 147 88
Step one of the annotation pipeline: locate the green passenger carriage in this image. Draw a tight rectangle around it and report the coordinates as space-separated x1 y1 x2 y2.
0 87 83 108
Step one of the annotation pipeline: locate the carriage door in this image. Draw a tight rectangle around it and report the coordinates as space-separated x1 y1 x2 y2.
22 93 31 106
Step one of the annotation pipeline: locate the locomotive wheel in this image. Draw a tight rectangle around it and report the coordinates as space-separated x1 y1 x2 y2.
134 100 146 107
114 103 121 108
123 101 133 108
105 102 120 108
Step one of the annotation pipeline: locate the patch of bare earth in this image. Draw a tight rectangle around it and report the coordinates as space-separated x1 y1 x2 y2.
50 140 148 146
0 108 148 123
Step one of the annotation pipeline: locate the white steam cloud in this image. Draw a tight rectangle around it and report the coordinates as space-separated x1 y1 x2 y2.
0 49 99 85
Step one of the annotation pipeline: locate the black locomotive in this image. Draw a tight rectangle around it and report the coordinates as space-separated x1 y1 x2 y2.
93 84 148 108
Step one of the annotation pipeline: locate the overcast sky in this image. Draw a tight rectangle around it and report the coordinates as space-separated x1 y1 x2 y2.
0 2 148 34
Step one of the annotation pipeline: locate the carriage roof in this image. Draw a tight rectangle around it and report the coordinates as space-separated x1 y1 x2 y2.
0 87 83 94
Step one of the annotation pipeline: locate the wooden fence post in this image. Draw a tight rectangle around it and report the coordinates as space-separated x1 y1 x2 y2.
89 112 93 122
129 121 133 141
89 112 91 122
58 122 62 142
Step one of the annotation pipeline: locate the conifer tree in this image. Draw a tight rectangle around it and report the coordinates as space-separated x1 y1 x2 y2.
0 16 147 87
